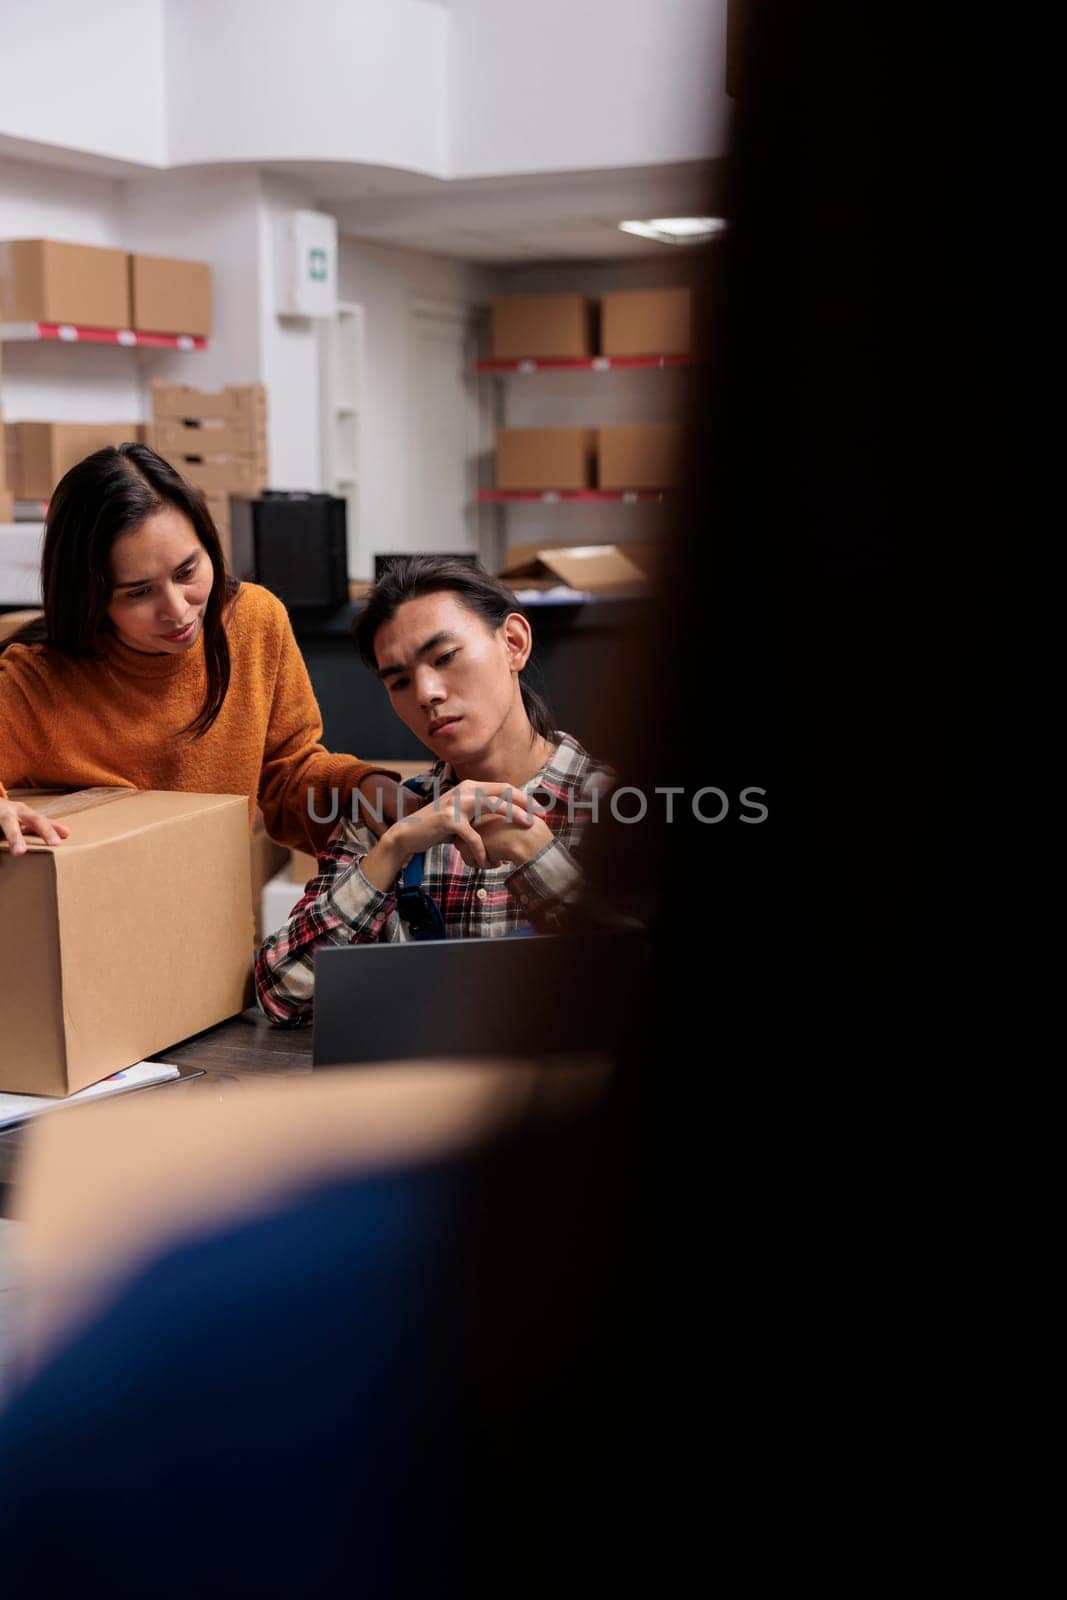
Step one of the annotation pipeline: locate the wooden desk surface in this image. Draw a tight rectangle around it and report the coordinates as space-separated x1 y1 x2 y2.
0 1010 311 1203
153 1008 314 1076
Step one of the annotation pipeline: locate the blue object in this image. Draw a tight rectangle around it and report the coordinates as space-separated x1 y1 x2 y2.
396 779 448 940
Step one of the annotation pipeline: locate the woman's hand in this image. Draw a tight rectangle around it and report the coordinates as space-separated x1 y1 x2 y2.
355 773 403 838
361 781 537 890
0 800 71 857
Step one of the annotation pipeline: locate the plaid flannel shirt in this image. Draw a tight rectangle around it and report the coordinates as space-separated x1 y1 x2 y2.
255 732 613 1026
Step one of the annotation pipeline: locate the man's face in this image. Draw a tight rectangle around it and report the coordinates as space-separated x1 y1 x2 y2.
374 592 525 767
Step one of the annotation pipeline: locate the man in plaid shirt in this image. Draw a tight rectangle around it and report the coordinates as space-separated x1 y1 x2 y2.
255 557 614 1027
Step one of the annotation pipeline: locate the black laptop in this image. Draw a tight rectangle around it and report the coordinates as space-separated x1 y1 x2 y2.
312 933 645 1067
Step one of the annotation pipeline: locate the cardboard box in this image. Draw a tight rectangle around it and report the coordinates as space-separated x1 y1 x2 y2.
178 457 267 496
0 491 13 524
0 239 131 329
4 422 143 501
147 418 266 459
597 424 685 490
495 428 596 491
491 295 595 361
152 382 267 426
129 253 212 337
501 543 648 594
0 788 252 1096
204 492 232 528
600 288 692 357
203 495 233 562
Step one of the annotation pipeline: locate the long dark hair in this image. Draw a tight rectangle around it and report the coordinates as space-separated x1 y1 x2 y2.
0 443 238 738
353 555 557 742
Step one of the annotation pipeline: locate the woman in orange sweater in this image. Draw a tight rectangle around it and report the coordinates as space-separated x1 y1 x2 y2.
0 444 397 857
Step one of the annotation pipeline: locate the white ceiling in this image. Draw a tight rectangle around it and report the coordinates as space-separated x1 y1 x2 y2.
267 157 724 264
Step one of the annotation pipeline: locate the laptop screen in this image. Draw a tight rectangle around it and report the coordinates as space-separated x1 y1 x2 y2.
312 933 646 1067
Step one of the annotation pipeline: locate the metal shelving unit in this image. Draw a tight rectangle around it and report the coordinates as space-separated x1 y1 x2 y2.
0 322 208 349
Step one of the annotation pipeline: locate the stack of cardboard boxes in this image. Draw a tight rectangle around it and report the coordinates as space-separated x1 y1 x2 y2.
491 288 691 495
0 238 211 337
147 383 269 559
0 238 213 511
489 289 696 590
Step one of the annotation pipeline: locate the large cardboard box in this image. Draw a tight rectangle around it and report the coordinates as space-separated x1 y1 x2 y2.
600 288 692 357
4 422 143 501
491 295 595 361
495 428 596 491
0 239 131 329
129 253 212 338
597 423 685 490
0 491 13 523
0 788 252 1096
501 543 648 594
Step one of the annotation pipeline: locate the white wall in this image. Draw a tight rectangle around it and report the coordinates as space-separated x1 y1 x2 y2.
447 0 727 177
0 0 723 181
0 0 166 167
256 174 325 491
337 236 501 577
165 0 448 174
121 168 265 392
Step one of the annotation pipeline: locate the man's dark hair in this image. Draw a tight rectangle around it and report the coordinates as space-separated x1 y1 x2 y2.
352 555 556 741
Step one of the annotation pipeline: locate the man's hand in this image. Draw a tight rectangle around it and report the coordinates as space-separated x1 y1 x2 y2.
360 781 538 890
0 800 71 857
473 810 553 868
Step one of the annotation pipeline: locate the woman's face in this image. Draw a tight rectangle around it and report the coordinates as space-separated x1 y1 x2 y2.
374 591 531 766
106 506 214 655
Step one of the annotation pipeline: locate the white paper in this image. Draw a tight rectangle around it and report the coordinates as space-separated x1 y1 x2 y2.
0 1061 180 1130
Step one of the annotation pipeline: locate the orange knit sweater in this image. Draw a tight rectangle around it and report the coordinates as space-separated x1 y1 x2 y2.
0 583 392 854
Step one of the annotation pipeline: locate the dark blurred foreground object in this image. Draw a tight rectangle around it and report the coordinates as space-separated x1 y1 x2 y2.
230 491 349 610
0 1092 638 1599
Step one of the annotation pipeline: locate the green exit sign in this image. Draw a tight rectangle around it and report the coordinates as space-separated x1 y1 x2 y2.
308 248 328 283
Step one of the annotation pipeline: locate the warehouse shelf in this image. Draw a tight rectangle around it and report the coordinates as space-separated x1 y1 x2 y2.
478 488 672 504
476 354 695 373
0 322 208 350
